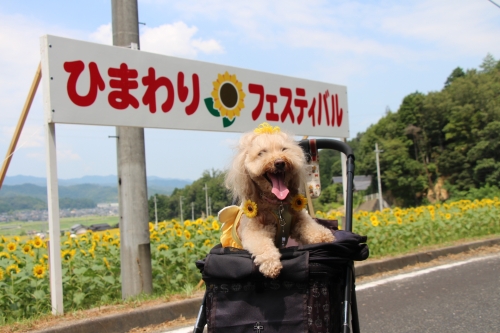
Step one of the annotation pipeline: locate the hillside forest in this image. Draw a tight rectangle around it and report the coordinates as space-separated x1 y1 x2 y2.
148 54 500 221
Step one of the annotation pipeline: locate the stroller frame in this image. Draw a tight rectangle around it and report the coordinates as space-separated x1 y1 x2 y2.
193 138 359 333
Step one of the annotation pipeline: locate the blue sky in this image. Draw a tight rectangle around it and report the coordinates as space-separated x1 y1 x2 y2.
1 0 499 181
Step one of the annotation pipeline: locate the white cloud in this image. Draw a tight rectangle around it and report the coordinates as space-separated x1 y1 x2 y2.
1 125 44 149
88 21 224 58
377 0 500 56
140 22 224 58
172 0 500 60
57 148 81 161
89 23 112 45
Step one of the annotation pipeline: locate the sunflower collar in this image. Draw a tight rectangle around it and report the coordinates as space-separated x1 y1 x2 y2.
242 199 258 218
242 194 306 218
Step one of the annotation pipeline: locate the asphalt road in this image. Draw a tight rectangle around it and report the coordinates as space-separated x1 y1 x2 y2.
356 253 500 333
165 253 500 333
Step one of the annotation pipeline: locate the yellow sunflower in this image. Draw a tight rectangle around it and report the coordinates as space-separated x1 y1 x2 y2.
254 122 281 135
370 215 379 227
32 237 44 248
183 242 195 248
445 213 451 220
291 194 307 212
11 254 20 264
212 221 220 231
22 244 32 254
6 264 20 276
0 268 4 281
61 249 76 262
184 230 192 240
6 242 16 252
157 244 169 251
175 229 183 237
204 239 211 247
0 252 10 259
33 264 47 279
211 71 246 120
242 200 258 218
103 257 111 270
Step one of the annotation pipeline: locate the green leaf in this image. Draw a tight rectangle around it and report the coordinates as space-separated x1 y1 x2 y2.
73 292 85 305
91 264 105 272
74 267 88 276
204 98 220 117
101 275 115 284
33 290 46 300
223 117 236 128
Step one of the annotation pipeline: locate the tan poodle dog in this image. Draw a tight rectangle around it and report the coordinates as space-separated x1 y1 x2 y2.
224 123 335 278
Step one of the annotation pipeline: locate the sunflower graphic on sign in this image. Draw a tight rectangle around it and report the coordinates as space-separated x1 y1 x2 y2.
204 71 246 128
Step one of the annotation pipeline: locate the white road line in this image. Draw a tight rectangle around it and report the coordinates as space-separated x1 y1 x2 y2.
356 252 500 291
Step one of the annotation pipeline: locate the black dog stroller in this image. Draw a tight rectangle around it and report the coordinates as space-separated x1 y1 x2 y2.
193 139 369 333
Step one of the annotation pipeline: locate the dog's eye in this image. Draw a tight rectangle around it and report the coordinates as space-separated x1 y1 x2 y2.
282 147 288 152
258 150 267 156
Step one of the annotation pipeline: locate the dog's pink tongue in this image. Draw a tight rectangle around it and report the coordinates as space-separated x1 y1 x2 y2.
268 173 289 200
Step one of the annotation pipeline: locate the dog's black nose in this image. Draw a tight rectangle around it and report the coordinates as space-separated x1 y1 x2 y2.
274 159 285 171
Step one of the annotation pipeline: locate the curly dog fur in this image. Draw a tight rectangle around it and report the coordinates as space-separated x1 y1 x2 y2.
225 125 335 278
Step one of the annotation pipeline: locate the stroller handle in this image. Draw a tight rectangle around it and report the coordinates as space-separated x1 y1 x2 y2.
299 138 354 158
298 138 355 233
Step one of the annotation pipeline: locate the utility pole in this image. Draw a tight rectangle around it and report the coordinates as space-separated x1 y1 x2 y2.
208 197 212 216
203 184 209 218
154 195 158 230
374 143 384 212
191 202 194 221
112 0 152 299
179 196 184 224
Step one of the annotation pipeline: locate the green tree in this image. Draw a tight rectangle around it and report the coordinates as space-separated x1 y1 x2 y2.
444 67 465 88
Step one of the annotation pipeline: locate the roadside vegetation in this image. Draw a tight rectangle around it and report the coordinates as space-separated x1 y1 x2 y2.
1 195 499 324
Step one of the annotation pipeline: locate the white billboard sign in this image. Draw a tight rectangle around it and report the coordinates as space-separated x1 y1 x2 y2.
41 35 349 137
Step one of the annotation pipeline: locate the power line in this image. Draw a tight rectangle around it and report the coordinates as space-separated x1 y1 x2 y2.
489 0 500 9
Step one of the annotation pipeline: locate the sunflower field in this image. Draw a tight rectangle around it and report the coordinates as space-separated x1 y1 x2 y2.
1 198 500 324
0 217 220 324
317 197 500 256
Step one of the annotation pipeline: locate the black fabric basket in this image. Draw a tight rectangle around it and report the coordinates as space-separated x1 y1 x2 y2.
195 219 368 333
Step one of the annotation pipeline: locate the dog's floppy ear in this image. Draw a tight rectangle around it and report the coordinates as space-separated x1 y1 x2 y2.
225 132 259 202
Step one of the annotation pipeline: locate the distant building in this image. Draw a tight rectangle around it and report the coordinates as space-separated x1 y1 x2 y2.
331 175 372 191
97 203 119 208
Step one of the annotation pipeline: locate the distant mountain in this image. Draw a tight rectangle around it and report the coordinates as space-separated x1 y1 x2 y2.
0 184 118 203
0 176 192 211
3 175 192 189
3 175 48 187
